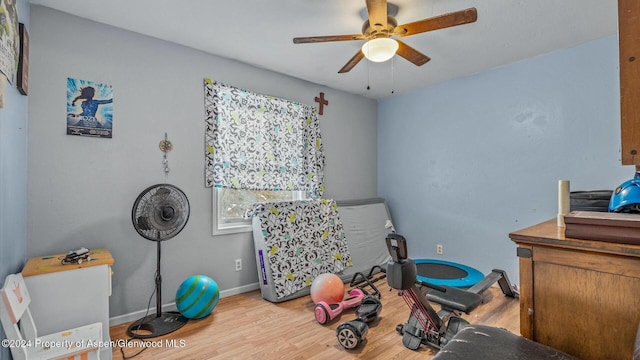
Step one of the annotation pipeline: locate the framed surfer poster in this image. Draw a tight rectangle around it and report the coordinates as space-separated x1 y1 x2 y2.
66 77 113 138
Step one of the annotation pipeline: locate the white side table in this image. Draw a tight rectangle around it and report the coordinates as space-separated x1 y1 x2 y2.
22 249 114 360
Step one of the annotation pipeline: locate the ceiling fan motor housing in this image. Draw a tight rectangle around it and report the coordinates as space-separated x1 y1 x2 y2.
362 16 398 39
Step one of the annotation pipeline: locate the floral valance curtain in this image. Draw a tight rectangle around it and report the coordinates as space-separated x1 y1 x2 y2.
204 79 325 198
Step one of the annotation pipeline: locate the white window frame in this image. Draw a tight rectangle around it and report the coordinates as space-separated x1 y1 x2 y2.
212 188 308 236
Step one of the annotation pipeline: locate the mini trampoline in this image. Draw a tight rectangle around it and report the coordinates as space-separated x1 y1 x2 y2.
415 259 484 288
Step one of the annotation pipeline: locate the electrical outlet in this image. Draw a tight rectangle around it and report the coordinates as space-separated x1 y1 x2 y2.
235 258 242 271
436 244 443 255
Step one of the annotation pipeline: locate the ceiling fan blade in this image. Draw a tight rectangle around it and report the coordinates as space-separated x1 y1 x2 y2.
366 0 388 29
396 40 431 66
338 50 365 73
293 34 365 44
394 8 477 37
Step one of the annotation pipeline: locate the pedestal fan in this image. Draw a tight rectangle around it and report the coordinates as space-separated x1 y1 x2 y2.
127 184 190 338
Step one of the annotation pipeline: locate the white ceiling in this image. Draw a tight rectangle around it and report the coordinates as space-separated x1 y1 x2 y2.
29 0 619 99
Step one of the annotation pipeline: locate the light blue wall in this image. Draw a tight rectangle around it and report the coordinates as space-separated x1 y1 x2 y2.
378 35 631 281
0 1 29 358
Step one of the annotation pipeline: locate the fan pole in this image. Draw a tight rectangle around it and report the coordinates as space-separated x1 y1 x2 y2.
126 238 188 338
156 239 162 318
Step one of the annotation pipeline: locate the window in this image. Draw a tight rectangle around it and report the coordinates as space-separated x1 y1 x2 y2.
213 188 308 235
204 79 324 235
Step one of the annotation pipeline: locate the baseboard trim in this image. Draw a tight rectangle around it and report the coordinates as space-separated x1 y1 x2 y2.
219 282 260 298
109 282 260 327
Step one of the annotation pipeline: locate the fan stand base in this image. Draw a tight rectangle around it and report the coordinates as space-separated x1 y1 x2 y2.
126 312 188 339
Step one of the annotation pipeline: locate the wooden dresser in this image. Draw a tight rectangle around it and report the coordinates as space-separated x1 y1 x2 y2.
509 219 640 360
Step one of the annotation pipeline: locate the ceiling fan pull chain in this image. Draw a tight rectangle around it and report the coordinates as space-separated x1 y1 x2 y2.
366 51 371 90
391 56 395 94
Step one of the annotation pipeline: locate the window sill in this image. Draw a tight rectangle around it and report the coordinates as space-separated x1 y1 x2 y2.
212 223 252 236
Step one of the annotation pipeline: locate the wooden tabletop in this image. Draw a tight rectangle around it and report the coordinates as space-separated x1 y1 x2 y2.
509 219 640 258
22 248 114 277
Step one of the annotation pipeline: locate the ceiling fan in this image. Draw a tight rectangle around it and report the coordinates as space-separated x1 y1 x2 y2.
293 0 477 73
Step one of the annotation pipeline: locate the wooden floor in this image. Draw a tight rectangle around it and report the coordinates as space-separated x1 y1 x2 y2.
110 286 520 360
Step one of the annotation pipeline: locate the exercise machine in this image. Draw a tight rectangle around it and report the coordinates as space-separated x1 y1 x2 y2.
386 233 468 350
425 267 518 319
386 233 518 351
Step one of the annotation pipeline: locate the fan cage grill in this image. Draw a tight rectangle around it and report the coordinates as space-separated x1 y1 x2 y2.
132 184 190 241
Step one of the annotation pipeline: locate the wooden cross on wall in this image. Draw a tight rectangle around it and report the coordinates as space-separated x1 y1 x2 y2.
315 92 328 115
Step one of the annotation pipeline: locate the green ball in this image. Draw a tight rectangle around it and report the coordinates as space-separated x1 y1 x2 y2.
176 275 219 319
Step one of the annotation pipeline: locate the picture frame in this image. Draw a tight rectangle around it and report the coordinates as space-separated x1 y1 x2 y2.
17 23 28 95
67 78 113 138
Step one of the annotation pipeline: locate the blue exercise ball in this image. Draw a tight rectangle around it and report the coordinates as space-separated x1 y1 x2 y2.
176 275 220 319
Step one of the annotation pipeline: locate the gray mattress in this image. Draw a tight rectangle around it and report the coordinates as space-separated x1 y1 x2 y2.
252 197 393 303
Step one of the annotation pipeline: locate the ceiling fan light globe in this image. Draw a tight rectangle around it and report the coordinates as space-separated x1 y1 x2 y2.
362 38 398 62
